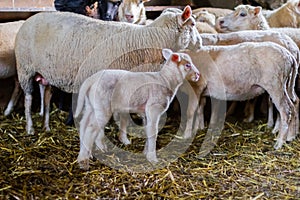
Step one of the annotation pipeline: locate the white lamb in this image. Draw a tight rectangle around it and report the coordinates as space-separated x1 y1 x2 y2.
15 6 202 135
74 48 200 170
182 41 299 151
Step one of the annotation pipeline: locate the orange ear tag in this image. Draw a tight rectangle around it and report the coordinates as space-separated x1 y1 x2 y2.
171 54 179 62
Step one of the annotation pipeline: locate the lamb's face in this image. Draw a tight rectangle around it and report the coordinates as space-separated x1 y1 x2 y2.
216 5 263 32
177 53 200 82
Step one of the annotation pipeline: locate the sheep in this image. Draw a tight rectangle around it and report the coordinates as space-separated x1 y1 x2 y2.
182 41 299 151
14 5 202 135
74 48 200 169
194 10 216 27
197 30 300 128
262 0 300 28
215 4 300 126
118 0 150 25
0 21 24 116
192 7 233 19
194 10 218 34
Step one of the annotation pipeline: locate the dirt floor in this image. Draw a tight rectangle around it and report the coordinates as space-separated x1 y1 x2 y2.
0 103 299 199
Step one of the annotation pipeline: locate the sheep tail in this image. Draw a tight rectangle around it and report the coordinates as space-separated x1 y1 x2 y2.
74 79 92 118
287 53 298 103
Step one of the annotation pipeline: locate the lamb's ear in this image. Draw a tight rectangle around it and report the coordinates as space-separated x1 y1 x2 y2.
182 5 192 21
253 6 262 16
162 48 173 60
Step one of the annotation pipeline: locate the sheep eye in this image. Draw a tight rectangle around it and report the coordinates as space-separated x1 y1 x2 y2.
240 12 247 17
185 63 191 69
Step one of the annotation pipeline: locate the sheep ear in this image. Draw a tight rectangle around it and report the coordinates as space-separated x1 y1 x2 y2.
253 6 262 16
182 5 192 21
162 48 173 60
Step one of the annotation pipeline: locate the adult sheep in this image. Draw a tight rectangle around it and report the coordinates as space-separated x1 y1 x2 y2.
15 6 202 135
195 30 300 129
262 0 300 28
182 41 299 150
0 21 24 116
215 4 300 126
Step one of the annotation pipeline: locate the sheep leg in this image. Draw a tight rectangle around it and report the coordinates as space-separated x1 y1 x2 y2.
118 113 131 145
78 107 110 170
25 93 34 135
184 86 202 138
269 91 294 149
272 113 280 134
4 79 21 116
194 97 206 130
43 85 52 132
287 96 299 141
226 101 237 116
267 95 274 128
39 84 45 116
243 98 257 123
209 98 226 130
144 104 165 163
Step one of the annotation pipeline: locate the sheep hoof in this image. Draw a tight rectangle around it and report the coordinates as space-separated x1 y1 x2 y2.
119 135 131 145
274 140 284 150
4 109 11 116
272 127 279 135
78 159 90 170
287 134 296 142
146 152 158 163
182 130 192 139
43 126 51 132
27 127 35 135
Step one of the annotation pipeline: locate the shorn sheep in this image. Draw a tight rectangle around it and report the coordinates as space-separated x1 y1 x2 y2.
198 30 300 128
74 48 200 170
15 6 202 135
215 4 300 126
0 21 24 116
182 41 299 150
262 0 300 28
216 4 300 51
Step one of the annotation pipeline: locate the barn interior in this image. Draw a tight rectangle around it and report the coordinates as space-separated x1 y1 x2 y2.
1 0 299 199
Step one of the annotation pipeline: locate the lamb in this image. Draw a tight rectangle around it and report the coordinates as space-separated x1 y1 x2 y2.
74 48 200 170
118 0 150 25
262 0 300 28
0 21 24 116
14 6 202 135
182 41 299 151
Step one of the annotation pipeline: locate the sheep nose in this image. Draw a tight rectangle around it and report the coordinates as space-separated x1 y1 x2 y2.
219 20 224 25
125 14 134 20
